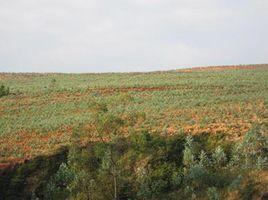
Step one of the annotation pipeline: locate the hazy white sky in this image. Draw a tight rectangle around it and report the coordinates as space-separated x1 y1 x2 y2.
0 0 267 72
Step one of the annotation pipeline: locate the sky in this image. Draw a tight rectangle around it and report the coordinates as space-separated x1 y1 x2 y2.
0 0 267 72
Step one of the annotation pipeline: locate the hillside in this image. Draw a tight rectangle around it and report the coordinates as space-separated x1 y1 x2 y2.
0 64 267 199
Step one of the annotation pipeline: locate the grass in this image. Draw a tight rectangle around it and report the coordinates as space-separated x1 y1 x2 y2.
0 64 267 166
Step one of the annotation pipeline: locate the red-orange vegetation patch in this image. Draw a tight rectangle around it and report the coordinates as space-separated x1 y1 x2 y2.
55 84 191 97
0 105 4 115
7 85 191 110
0 127 73 170
178 64 268 73
1 85 191 110
253 171 268 199
64 85 189 96
162 122 251 141
0 163 13 170
0 157 26 170
159 101 263 140
183 122 251 139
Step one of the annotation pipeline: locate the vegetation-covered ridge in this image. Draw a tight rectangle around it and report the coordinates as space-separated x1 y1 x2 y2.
0 64 267 199
0 64 267 167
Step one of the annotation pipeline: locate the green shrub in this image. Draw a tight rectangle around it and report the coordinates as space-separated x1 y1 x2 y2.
207 187 220 200
188 163 208 186
199 150 210 168
230 124 268 170
183 146 195 168
0 84 9 97
212 146 227 167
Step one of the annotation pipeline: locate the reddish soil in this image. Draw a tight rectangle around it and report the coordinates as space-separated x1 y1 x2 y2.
178 64 268 73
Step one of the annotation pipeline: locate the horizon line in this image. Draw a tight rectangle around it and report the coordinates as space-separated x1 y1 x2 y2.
0 63 267 74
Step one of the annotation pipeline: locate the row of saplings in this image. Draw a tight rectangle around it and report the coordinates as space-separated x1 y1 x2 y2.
40 101 267 200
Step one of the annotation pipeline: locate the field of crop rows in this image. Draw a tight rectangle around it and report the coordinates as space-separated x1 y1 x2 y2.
0 65 267 168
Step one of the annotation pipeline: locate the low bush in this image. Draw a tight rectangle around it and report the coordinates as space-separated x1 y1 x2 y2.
0 84 9 97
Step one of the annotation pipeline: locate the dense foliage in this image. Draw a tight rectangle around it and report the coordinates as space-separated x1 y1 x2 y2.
41 103 267 200
44 126 267 200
